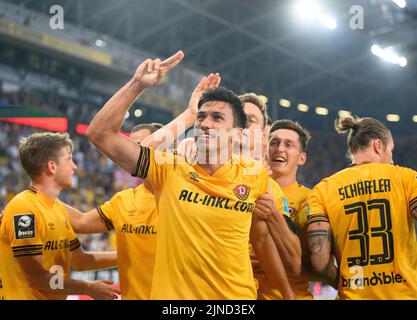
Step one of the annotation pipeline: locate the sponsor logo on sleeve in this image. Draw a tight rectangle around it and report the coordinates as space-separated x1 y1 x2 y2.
13 214 35 240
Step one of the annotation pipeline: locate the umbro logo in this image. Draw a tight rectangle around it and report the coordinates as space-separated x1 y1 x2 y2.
189 172 202 182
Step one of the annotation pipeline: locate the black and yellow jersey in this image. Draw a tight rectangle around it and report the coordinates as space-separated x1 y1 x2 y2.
308 163 417 299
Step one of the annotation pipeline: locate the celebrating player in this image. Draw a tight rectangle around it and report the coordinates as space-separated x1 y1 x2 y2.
307 115 417 299
0 132 119 300
86 52 294 299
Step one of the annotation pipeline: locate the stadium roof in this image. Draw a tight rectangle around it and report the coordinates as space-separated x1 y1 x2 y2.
5 0 417 128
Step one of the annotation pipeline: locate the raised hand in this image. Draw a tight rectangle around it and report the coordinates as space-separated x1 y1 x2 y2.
188 73 221 115
133 50 184 90
253 191 278 220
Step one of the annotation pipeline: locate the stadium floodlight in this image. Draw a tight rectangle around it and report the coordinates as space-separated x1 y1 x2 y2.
95 39 106 47
371 44 407 67
317 13 337 29
412 115 417 123
338 110 351 117
279 99 291 108
315 107 329 116
134 109 143 118
297 104 309 112
393 0 406 8
386 114 400 122
294 0 337 29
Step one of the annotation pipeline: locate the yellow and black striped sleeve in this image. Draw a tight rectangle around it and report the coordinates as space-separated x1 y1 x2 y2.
307 214 330 225
410 197 417 214
97 206 115 231
12 244 43 257
69 238 81 252
132 145 151 178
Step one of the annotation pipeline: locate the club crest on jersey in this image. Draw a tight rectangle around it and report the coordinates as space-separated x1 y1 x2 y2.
233 184 250 201
14 214 35 240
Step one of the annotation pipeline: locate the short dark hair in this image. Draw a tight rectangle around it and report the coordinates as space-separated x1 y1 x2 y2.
239 93 268 128
198 87 247 128
130 123 163 134
270 119 311 152
266 116 273 126
335 115 391 157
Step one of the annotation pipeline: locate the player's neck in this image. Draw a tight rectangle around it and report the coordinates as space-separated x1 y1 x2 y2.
30 180 61 202
272 171 297 189
197 148 231 175
352 151 379 166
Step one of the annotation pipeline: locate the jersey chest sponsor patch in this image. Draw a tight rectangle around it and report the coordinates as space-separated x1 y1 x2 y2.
13 214 35 240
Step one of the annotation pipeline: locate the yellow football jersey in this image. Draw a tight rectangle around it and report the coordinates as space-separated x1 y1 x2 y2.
133 147 269 299
308 163 417 299
258 181 313 300
0 187 80 300
98 184 157 300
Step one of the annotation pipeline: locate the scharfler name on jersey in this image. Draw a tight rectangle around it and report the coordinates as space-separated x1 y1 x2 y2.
178 189 255 213
338 178 391 201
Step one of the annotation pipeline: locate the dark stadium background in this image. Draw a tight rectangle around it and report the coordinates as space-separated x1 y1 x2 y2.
0 0 416 299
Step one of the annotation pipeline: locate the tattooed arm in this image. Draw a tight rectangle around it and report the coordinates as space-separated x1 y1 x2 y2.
306 221 338 289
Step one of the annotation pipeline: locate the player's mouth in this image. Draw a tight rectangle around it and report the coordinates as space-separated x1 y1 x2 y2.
272 156 286 164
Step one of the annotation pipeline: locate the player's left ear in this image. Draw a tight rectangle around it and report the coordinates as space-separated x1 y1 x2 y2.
298 152 307 166
373 139 383 155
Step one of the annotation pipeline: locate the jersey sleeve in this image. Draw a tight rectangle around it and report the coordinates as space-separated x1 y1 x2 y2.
131 146 174 191
307 182 329 225
97 192 123 231
402 167 417 214
268 179 291 218
2 200 44 258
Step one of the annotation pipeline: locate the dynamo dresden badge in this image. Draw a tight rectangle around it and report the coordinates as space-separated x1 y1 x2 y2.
233 184 250 201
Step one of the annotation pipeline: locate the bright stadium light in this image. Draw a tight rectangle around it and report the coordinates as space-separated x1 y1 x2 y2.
412 115 417 123
279 99 291 108
134 109 143 118
393 0 406 8
95 39 106 47
294 0 337 29
297 104 309 112
371 44 407 67
386 114 400 122
338 110 351 117
315 107 329 115
317 13 337 29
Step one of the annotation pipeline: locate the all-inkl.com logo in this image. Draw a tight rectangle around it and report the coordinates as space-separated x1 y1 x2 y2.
233 184 250 201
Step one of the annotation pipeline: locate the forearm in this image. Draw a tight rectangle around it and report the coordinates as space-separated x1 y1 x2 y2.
73 251 117 271
307 222 336 286
265 213 302 277
87 78 144 140
141 109 196 149
26 270 91 296
64 204 85 233
250 219 295 300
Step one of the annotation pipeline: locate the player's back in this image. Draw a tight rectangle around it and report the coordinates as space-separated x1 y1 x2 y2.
309 163 417 299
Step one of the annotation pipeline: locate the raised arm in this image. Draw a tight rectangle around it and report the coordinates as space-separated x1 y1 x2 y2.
250 216 295 300
86 51 184 174
64 204 108 234
141 73 221 150
16 255 120 299
306 220 338 288
253 192 302 278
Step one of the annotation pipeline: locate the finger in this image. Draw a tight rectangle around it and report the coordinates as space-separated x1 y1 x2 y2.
201 73 213 91
146 59 153 73
113 287 121 295
102 280 114 285
213 73 221 87
161 50 184 71
154 58 161 70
